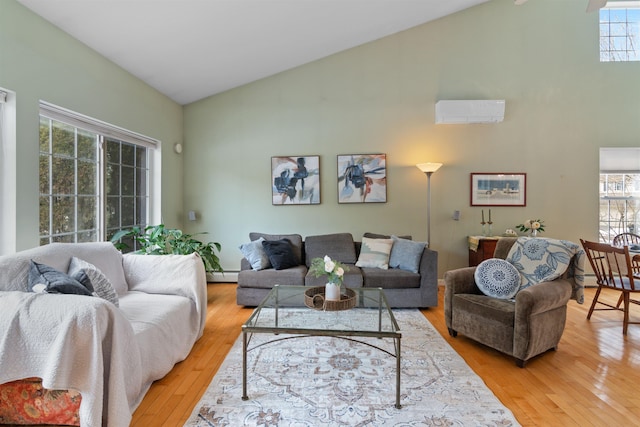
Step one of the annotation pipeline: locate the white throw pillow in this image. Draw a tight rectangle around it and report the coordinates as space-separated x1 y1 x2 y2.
355 237 393 269
239 237 271 270
474 258 521 300
68 256 120 306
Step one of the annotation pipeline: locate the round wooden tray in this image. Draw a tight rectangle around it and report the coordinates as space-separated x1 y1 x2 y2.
304 286 356 311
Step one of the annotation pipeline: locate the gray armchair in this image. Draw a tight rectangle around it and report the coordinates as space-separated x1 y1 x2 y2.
443 237 574 367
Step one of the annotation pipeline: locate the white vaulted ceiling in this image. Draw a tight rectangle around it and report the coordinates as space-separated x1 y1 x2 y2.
17 0 489 105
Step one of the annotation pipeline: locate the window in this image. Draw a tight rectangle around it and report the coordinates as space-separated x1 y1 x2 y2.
600 3 640 62
0 88 16 255
39 102 156 247
599 148 640 242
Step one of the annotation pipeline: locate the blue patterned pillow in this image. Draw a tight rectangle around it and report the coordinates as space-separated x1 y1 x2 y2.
474 258 521 299
505 237 580 291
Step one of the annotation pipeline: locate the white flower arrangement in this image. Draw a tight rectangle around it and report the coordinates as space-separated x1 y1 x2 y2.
309 255 348 286
516 219 545 234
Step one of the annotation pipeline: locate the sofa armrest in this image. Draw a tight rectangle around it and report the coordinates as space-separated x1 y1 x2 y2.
514 279 572 317
513 278 572 361
122 253 208 339
443 266 479 329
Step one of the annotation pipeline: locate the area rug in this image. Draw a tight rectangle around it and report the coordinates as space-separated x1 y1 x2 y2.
185 309 520 426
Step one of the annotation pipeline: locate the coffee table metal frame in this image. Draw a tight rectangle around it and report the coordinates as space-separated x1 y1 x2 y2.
241 285 402 409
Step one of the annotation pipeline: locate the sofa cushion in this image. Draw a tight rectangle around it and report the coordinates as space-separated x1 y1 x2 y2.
364 232 412 240
360 267 420 289
388 235 426 273
68 257 120 307
261 239 299 270
28 260 94 296
250 232 303 264
474 258 521 300
305 264 363 288
238 265 308 288
304 233 357 265
239 237 271 271
355 237 393 269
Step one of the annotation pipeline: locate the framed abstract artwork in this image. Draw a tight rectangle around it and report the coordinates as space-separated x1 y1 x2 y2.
337 154 387 203
271 156 320 205
470 173 526 206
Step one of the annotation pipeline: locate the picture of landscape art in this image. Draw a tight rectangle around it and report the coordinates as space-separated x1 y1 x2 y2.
470 173 526 206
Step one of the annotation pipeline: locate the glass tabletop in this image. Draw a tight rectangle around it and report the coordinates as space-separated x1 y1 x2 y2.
243 285 400 337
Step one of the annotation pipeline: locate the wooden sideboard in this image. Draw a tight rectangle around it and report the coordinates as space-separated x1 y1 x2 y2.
468 236 499 267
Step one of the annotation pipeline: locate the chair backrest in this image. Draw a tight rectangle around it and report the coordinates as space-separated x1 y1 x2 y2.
580 239 638 291
612 233 640 247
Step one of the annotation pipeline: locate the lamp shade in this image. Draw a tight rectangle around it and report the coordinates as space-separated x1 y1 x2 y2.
416 163 443 173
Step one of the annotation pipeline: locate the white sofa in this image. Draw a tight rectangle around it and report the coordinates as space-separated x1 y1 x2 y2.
0 242 207 426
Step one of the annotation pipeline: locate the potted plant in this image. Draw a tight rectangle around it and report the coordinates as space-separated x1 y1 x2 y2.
308 255 348 301
111 224 223 274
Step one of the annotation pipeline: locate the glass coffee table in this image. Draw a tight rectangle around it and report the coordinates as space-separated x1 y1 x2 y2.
241 285 402 408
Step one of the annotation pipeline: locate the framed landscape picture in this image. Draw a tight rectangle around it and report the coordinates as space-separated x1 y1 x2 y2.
470 173 526 206
271 156 320 205
337 154 387 203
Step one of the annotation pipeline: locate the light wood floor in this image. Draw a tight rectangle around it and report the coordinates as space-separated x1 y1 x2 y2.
131 283 640 427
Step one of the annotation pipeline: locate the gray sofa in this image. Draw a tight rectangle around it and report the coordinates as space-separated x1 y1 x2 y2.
237 232 438 307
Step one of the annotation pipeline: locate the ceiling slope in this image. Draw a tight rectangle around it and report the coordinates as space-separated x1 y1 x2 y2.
17 0 489 104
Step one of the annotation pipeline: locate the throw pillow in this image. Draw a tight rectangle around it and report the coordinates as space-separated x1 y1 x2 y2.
28 260 94 296
388 235 426 273
249 232 303 264
355 237 393 269
505 237 582 292
68 256 120 307
261 239 298 270
474 258 521 300
239 237 271 270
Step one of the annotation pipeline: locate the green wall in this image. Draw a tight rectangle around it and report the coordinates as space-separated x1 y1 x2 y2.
0 0 184 251
183 0 640 276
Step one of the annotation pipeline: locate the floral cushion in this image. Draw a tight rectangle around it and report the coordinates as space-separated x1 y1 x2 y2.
0 378 81 426
505 237 584 299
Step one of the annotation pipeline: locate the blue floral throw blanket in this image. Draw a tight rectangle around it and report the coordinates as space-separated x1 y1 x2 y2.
506 237 585 304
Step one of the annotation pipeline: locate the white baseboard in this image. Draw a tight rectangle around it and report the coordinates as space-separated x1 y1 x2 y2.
207 271 238 283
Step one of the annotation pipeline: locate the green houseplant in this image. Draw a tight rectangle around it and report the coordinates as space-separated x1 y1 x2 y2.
111 224 223 274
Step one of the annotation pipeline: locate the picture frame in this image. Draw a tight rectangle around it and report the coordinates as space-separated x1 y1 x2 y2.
337 154 387 203
470 173 526 206
271 156 320 205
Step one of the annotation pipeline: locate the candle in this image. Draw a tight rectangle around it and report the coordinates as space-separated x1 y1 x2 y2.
489 209 491 222
482 210 485 223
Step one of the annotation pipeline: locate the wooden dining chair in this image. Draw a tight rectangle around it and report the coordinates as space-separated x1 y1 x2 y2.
581 239 640 335
612 232 640 247
612 233 640 307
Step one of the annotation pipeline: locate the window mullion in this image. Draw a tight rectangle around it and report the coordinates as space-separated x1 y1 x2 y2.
98 135 105 241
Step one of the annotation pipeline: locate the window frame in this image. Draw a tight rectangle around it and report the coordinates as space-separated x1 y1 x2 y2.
599 2 640 62
38 102 159 246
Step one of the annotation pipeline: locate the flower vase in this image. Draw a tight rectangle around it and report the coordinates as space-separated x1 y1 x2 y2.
325 282 341 301
530 229 538 238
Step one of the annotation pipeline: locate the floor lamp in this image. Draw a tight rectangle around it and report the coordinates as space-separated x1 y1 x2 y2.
416 163 443 247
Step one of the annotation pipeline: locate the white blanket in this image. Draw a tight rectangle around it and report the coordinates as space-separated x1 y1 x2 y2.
0 291 142 427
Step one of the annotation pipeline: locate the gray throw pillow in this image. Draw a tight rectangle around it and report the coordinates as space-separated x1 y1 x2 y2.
28 260 94 296
389 235 426 273
239 237 271 270
261 239 298 270
68 256 120 307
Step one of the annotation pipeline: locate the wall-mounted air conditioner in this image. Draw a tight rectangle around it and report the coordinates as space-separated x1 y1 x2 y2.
435 100 506 124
